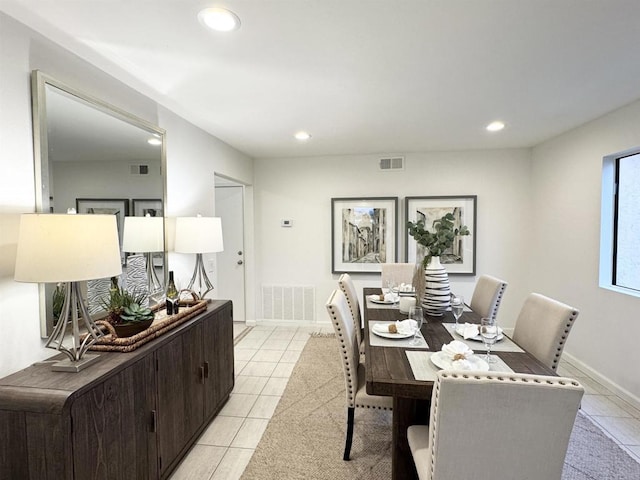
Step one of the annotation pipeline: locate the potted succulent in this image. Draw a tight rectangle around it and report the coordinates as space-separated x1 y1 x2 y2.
100 277 155 337
407 213 471 316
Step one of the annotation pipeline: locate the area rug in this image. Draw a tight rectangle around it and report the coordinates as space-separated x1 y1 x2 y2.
241 336 640 480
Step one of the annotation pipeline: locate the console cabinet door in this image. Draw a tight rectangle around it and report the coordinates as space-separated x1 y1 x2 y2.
156 324 204 475
71 356 157 480
203 304 234 417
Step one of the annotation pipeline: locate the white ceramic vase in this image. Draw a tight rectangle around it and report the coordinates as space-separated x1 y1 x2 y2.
422 256 450 316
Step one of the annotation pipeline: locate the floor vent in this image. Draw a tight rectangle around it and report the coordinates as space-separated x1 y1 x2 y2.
262 285 315 321
379 156 404 171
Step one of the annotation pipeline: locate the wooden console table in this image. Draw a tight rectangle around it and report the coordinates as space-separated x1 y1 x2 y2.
0 300 234 480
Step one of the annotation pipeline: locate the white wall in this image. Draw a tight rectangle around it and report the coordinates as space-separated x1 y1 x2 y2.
0 13 253 377
253 150 533 327
531 98 640 402
53 160 163 213
158 106 254 296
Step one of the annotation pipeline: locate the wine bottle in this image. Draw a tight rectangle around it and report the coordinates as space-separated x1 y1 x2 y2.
166 271 179 315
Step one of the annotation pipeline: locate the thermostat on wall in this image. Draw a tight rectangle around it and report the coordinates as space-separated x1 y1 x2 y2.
281 219 293 227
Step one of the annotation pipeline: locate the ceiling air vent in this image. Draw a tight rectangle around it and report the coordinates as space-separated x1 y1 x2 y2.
130 164 149 175
378 156 404 171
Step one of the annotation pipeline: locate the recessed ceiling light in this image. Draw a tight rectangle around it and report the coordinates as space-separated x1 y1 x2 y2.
198 7 241 32
147 138 162 146
294 131 311 141
486 121 505 132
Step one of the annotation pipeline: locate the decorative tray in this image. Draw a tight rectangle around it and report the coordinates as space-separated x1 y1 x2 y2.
88 299 208 352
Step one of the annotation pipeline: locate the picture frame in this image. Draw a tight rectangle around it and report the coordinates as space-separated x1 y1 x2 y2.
331 197 398 274
76 198 129 263
132 198 163 217
405 195 477 275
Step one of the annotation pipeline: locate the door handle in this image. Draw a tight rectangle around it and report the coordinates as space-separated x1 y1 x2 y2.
199 365 206 384
237 251 243 255
150 410 157 433
237 260 243 265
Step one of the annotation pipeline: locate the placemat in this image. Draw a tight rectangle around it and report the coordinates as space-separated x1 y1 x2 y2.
406 350 514 381
442 323 524 353
368 321 428 349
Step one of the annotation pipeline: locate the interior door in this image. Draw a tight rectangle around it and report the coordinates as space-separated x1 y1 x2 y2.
215 183 245 322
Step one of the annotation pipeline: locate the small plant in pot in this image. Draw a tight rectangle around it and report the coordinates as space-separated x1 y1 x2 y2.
100 277 155 337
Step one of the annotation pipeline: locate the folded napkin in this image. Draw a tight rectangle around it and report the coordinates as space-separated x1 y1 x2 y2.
368 293 399 303
441 340 476 369
457 322 480 339
385 292 398 302
372 319 417 335
397 283 414 293
395 319 417 335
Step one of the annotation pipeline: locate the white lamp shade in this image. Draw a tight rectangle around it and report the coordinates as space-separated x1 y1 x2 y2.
174 216 224 253
14 213 123 283
122 216 164 252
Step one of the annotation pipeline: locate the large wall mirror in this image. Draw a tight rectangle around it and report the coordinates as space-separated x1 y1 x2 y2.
31 70 167 337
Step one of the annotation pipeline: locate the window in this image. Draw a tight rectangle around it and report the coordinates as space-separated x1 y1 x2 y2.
613 152 640 291
601 148 640 296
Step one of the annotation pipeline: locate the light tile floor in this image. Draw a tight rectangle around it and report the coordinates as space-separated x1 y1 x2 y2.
170 324 640 479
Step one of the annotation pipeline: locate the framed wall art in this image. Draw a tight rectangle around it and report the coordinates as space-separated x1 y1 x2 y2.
331 197 398 274
76 198 129 263
132 198 163 217
405 195 477 275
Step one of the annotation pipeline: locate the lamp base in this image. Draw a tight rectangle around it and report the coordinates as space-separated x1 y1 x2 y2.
51 353 101 372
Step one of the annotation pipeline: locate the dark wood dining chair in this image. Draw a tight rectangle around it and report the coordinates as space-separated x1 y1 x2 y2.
325 289 392 460
408 371 584 480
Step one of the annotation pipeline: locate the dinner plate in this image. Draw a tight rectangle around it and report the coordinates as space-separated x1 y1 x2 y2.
371 323 413 339
454 326 504 342
369 296 399 305
430 351 490 371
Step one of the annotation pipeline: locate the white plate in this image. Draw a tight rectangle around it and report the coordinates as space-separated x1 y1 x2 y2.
430 351 490 371
454 326 504 342
371 324 413 339
369 296 399 305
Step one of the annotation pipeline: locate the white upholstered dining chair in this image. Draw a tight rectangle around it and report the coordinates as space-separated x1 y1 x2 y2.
469 274 508 320
511 292 579 371
408 371 584 480
338 273 364 355
381 262 416 287
326 289 392 460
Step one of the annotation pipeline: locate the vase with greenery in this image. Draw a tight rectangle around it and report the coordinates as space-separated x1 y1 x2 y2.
407 213 471 315
407 212 471 268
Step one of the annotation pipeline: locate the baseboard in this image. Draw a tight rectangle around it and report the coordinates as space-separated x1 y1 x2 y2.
252 318 332 328
563 351 640 411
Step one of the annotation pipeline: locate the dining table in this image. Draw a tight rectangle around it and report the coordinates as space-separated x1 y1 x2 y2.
362 287 556 480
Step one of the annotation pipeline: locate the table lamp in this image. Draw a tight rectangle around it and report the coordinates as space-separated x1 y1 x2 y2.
14 213 122 372
174 216 224 299
122 215 164 297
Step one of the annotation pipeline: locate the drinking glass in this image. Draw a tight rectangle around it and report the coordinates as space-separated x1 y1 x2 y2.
480 317 498 363
451 295 464 332
409 306 424 346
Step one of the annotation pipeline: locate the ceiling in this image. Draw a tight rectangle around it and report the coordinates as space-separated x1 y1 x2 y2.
3 0 640 159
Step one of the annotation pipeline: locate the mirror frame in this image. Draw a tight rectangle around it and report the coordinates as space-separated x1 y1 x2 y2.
31 70 167 337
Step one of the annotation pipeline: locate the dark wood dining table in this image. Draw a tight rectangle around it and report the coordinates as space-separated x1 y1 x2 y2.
362 287 555 480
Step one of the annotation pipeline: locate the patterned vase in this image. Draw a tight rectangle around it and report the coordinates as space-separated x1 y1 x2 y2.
422 256 450 316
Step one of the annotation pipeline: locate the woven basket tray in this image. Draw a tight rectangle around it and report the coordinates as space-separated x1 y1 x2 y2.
89 299 208 353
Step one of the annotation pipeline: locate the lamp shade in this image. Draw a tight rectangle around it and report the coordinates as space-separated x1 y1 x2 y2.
174 216 224 254
14 213 122 283
122 216 164 252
